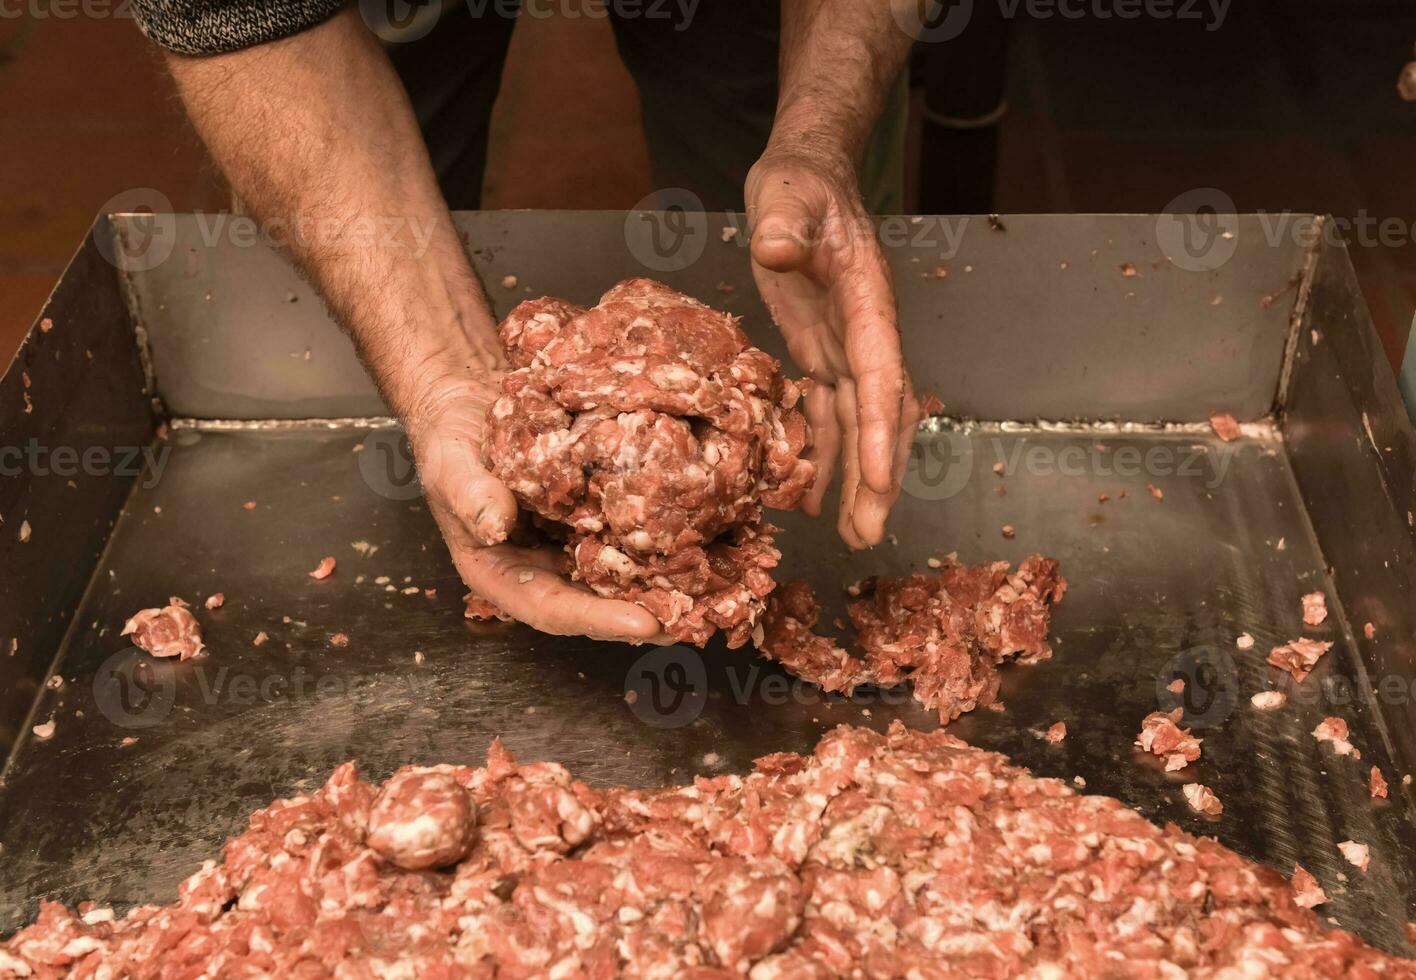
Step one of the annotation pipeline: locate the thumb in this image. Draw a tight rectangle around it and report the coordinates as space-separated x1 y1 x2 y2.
750 183 820 273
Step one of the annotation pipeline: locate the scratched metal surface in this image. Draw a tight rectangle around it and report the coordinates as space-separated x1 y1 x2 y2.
1 423 1413 953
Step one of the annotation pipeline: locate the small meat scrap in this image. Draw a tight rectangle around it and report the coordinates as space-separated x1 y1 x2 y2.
242 500 257 510
1364 622 1376 639
1147 483 1164 500
918 390 946 417
500 274 518 289
1236 632 1255 650
1182 782 1223 816
1301 591 1328 627
1371 766 1389 800
31 720 55 741
1268 638 1333 683
122 600 204 660
308 556 336 580
1250 690 1287 710
1338 839 1370 873
1043 721 1067 743
1312 717 1360 758
328 633 350 648
1120 261 1138 277
1136 708 1203 771
464 593 512 623
1291 866 1328 908
481 280 813 647
7 723 1414 978
252 631 269 647
1167 678 1185 694
18 520 31 543
1209 413 1242 442
204 593 225 610
758 555 1066 724
1001 524 1015 539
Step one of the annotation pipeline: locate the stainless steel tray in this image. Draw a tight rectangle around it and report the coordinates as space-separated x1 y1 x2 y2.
1 212 1413 953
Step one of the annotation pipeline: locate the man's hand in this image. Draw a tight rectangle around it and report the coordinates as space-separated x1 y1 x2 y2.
402 369 666 642
747 0 922 548
747 147 919 549
164 9 662 642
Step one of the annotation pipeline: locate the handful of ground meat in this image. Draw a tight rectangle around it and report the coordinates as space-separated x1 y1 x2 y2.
482 279 814 646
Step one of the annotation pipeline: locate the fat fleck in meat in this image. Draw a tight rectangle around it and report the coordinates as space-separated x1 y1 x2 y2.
121 599 204 661
756 555 1066 722
6 723 1412 977
481 280 813 647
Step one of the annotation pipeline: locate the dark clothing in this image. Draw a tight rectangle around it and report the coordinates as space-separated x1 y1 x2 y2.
132 0 782 210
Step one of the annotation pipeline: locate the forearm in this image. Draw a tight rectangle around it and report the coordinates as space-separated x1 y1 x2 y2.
773 0 915 166
164 8 499 418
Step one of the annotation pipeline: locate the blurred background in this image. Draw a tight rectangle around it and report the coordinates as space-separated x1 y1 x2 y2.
3 0 1414 381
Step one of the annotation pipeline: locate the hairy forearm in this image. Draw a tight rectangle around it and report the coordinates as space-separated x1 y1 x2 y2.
164 9 499 418
773 0 915 166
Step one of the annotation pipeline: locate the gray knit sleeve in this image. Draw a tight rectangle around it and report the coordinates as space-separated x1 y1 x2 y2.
131 0 346 55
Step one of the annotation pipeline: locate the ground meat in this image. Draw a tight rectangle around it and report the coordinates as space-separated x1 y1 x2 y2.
1312 716 1361 758
481 280 813 647
1043 721 1067 743
1209 412 1242 442
1268 637 1333 683
366 768 477 869
6 723 1412 978
1372 766 1390 800
1291 865 1328 908
1182 783 1223 816
1137 708 1203 771
1251 690 1287 710
756 555 1066 722
121 599 204 661
1302 591 1328 627
464 593 513 623
1339 840 1371 873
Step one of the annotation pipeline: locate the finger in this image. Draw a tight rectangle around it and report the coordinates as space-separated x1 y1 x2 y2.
849 384 920 544
839 256 905 497
801 382 840 518
833 382 870 550
460 546 663 642
451 473 518 546
749 184 820 274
